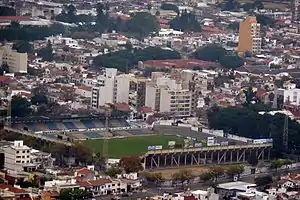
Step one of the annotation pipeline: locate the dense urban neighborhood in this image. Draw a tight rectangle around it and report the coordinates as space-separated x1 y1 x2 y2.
1 0 300 199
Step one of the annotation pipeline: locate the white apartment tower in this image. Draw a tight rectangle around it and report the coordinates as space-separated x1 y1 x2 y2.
0 46 28 73
145 73 193 117
91 68 130 108
2 141 35 172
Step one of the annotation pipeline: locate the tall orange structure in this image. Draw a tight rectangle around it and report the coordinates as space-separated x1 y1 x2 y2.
237 16 262 56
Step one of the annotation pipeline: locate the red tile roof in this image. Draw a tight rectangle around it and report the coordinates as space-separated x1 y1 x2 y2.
76 168 92 176
113 103 131 112
77 85 92 92
0 184 28 194
138 106 152 113
78 178 112 188
158 19 169 24
0 16 32 21
0 76 12 83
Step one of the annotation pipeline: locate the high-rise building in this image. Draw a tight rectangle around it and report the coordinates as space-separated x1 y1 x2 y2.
91 68 130 108
237 16 261 56
0 46 28 73
293 0 300 21
145 75 193 117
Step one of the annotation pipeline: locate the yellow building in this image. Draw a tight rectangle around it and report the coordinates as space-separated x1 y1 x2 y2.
237 16 262 56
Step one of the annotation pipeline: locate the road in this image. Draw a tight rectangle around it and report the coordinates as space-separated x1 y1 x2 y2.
96 166 300 200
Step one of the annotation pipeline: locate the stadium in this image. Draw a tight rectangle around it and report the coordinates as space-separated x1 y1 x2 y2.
4 115 273 169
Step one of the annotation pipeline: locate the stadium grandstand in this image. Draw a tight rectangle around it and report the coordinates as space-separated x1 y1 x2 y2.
10 114 131 133
4 111 140 142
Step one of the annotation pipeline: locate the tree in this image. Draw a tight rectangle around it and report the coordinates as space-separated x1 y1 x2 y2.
70 143 93 164
281 159 292 169
193 44 227 62
207 105 298 158
0 6 16 16
142 172 164 185
253 0 264 9
11 95 32 117
243 87 257 104
254 175 272 188
268 92 275 102
96 3 109 33
270 159 283 172
31 94 48 105
219 55 244 69
241 3 254 11
119 156 143 173
226 165 244 178
59 188 89 200
210 166 225 180
105 167 122 177
93 47 181 72
248 152 259 167
172 170 193 186
37 40 53 62
12 40 33 53
222 0 240 11
169 11 201 32
125 12 159 37
228 22 239 31
256 14 275 27
147 4 152 11
199 172 213 182
204 97 211 105
160 3 179 15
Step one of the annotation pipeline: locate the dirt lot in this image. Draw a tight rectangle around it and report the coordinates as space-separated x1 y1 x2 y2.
146 166 211 180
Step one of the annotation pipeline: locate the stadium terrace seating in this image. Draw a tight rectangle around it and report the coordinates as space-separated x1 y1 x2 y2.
84 132 103 139
12 123 25 130
26 122 39 131
73 121 86 129
119 119 130 127
109 119 122 127
44 122 59 130
63 122 77 130
45 134 58 139
81 120 97 129
92 120 105 128
36 123 49 131
56 123 67 130
126 130 144 135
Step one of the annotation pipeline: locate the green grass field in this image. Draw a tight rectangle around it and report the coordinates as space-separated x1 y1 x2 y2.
83 135 183 158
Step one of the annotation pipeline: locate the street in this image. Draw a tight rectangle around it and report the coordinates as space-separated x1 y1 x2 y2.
95 166 300 200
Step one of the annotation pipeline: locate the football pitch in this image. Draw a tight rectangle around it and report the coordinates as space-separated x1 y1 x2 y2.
83 135 183 158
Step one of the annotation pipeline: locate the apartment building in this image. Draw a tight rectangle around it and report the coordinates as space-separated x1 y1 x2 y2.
293 0 300 21
92 68 130 108
277 86 300 106
237 16 262 56
145 74 193 117
1 141 35 172
0 46 28 73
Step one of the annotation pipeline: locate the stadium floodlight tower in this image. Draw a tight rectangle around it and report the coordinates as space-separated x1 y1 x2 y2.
103 104 112 162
